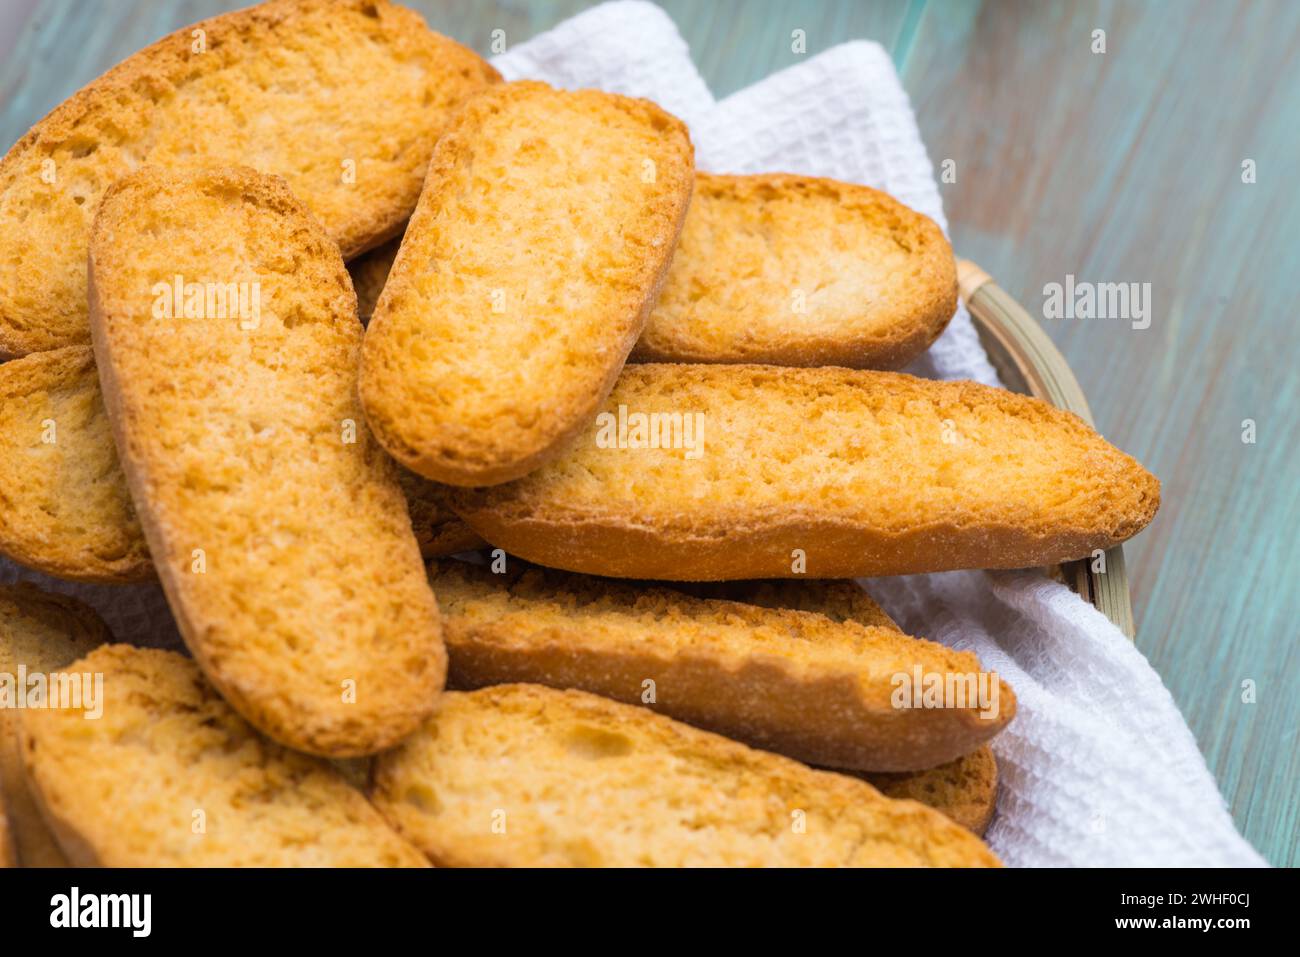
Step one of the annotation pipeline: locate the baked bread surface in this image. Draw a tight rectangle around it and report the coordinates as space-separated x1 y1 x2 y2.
0 346 150 582
0 343 480 572
19 644 429 867
449 364 1160 579
372 683 1002 867
720 579 1001 832
861 745 999 835
432 560 1015 771
633 172 957 367
0 0 499 356
0 584 109 867
341 172 956 370
88 165 444 757
359 80 695 486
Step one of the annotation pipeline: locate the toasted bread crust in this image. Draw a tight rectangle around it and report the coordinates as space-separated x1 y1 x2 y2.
632 173 957 367
0 584 110 867
359 81 695 486
19 645 429 867
433 561 1014 771
0 0 498 356
0 346 152 582
861 746 999 835
372 684 1001 867
449 364 1160 579
89 166 444 756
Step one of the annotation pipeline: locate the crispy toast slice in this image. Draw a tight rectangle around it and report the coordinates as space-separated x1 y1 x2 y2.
431 560 1014 771
0 0 498 356
371 683 1001 867
19 644 428 866
860 746 999 836
675 578 904 632
0 346 151 582
0 583 109 867
0 344 480 572
448 364 1160 579
349 172 955 369
89 165 443 756
359 81 694 486
682 577 1006 823
633 172 957 367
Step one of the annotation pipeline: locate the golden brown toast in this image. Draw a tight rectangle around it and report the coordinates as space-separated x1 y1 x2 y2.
371 683 1002 867
449 364 1160 579
0 344 482 570
0 346 150 582
632 172 957 367
359 80 694 486
860 745 999 836
0 804 12 867
346 172 955 369
19 645 428 866
675 578 903 632
0 0 498 356
0 583 109 866
89 165 443 757
431 560 1015 771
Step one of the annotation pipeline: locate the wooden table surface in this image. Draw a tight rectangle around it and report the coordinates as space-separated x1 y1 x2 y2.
1 0 1295 865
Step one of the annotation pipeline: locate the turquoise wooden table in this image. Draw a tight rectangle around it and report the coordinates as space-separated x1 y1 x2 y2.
1 0 1295 865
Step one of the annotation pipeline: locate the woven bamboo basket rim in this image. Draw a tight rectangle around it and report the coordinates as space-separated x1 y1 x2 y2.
956 259 1136 639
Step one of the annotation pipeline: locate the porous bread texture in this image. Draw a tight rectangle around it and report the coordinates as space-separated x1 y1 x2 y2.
632 172 957 367
399 470 487 557
19 645 429 867
449 364 1161 579
431 560 1014 770
88 165 444 757
0 584 109 867
0 343 477 571
354 172 955 370
0 346 151 582
348 235 403 326
0 0 499 356
359 80 695 487
372 684 1001 867
861 746 999 835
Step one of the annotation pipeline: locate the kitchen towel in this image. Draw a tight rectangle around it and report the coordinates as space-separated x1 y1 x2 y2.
0 0 1265 866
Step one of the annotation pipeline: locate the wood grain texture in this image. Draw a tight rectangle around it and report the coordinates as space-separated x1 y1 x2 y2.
1 0 1293 865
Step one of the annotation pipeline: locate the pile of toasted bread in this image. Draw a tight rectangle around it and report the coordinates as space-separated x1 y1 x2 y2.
0 0 1158 868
